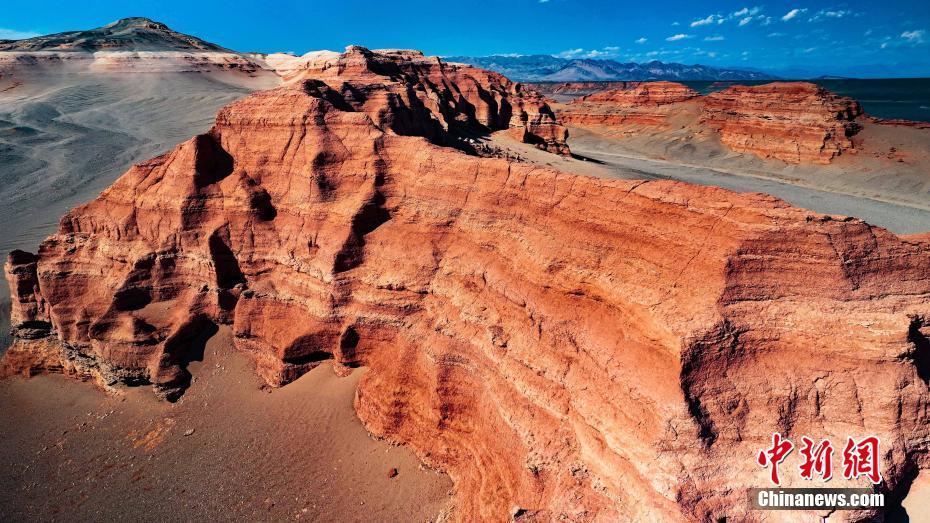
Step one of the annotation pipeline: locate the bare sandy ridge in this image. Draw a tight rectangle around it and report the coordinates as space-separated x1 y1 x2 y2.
0 326 452 522
0 69 279 350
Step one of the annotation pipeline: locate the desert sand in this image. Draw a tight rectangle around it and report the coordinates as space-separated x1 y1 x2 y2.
0 69 279 350
487 128 930 234
0 326 451 521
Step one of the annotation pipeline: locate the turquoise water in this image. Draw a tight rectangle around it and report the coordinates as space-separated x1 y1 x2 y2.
683 78 930 123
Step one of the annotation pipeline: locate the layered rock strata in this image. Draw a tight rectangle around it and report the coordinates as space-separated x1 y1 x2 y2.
576 81 699 105
528 81 643 98
4 51 930 522
561 81 699 128
700 82 864 164
559 81 867 164
274 46 569 155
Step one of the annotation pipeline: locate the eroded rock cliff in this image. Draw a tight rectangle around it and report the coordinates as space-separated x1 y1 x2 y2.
561 81 699 128
701 82 863 164
4 50 930 522
558 81 867 164
273 46 569 155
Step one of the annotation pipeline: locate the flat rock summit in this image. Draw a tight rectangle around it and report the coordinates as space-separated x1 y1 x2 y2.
3 44 930 522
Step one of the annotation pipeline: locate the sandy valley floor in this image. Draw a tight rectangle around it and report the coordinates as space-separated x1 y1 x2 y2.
0 327 452 522
0 69 278 349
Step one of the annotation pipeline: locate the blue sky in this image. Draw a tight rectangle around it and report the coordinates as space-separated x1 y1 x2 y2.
1 0 928 76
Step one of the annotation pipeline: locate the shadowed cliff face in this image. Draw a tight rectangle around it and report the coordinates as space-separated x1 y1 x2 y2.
3 48 930 522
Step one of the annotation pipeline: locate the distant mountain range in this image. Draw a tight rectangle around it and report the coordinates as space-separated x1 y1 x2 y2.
444 54 776 81
0 17 230 52
0 18 777 82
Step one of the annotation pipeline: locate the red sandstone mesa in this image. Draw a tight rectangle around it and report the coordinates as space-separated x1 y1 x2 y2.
700 82 864 164
560 81 699 129
529 81 648 97
559 80 867 164
576 81 699 105
4 48 930 522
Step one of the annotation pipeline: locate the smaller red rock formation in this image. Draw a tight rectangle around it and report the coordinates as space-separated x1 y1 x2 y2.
577 81 699 105
557 81 868 165
701 82 863 164
528 81 642 97
560 81 698 128
869 117 930 130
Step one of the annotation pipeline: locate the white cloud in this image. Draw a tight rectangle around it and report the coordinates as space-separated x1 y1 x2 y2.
692 7 766 27
902 30 926 43
802 47 817 53
538 0 549 3
672 21 681 26
635 37 647 44
708 51 718 58
604 46 620 51
767 32 785 38
809 9 856 22
732 7 761 17
666 33 693 42
824 9 851 17
556 48 585 58
0 28 40 40
781 8 807 22
691 14 721 27
704 35 725 41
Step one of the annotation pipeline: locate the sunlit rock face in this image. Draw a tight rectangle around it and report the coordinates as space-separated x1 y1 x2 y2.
559 80 866 165
700 82 864 164
560 81 700 129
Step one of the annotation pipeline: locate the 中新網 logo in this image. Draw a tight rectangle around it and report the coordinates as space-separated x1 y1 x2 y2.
756 433 882 485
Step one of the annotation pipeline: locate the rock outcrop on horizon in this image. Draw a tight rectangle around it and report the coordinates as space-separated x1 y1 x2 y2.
527 81 645 99
3 48 930 522
577 81 699 105
560 81 699 128
701 82 864 164
558 80 867 164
